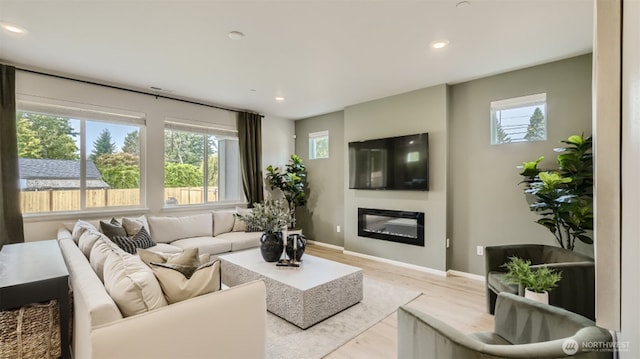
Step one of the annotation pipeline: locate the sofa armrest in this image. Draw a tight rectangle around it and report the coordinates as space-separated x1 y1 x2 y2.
398 304 613 359
91 280 267 359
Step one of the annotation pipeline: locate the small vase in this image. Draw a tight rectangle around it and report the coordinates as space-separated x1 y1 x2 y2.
524 288 549 304
285 234 306 261
260 232 284 262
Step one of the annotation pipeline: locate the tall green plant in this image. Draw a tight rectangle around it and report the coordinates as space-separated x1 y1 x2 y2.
519 134 593 250
265 154 307 229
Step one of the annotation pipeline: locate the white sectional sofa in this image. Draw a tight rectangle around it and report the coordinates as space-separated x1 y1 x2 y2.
56 210 266 358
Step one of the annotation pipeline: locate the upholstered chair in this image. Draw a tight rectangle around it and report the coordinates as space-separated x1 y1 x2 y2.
398 292 613 359
484 244 595 320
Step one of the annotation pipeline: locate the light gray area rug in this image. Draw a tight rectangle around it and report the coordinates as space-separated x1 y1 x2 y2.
266 277 422 359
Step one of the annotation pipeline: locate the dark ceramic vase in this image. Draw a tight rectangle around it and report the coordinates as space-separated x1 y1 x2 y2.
260 232 284 262
285 234 306 261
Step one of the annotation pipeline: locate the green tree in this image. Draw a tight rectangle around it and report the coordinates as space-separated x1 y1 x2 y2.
90 129 116 161
17 112 79 159
164 130 204 166
205 154 219 188
524 107 545 141
122 130 139 155
16 118 42 158
95 152 139 167
164 163 203 187
100 165 140 189
493 112 511 144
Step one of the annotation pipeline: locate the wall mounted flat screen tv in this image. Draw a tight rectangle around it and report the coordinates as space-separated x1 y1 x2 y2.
348 133 429 191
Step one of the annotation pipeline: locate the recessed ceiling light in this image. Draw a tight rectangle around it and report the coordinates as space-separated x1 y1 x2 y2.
430 40 450 49
1 22 27 34
275 96 285 102
228 31 245 40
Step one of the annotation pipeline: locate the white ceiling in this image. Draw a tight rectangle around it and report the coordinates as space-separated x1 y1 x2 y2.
0 0 593 120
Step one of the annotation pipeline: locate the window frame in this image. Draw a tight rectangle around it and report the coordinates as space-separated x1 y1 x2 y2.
16 96 147 215
309 130 329 160
163 119 242 208
490 93 547 145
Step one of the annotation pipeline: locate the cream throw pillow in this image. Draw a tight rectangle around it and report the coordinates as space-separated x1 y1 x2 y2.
138 248 219 304
150 260 220 304
71 220 97 243
89 236 122 282
231 207 252 232
103 250 168 317
121 215 150 236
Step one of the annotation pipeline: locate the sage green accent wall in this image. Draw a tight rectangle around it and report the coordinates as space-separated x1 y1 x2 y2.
344 84 449 271
294 111 345 247
448 54 593 274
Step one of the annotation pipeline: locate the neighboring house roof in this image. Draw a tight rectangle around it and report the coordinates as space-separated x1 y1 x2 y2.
19 158 103 179
19 158 110 190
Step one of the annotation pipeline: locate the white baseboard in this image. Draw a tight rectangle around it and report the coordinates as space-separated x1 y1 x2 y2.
446 270 485 282
342 250 447 277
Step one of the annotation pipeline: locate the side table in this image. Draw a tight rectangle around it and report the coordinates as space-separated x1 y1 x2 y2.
0 240 70 359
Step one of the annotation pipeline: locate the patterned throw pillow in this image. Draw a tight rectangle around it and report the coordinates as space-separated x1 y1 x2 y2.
111 227 156 254
100 218 127 239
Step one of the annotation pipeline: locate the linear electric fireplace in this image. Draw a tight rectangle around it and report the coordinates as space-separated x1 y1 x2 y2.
357 208 424 246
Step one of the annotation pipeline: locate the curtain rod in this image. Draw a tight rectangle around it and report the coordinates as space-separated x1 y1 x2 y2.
15 67 263 117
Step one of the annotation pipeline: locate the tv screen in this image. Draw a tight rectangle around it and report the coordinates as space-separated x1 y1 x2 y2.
348 133 429 191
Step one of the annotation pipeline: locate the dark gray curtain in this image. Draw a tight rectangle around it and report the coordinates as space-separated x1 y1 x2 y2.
237 112 264 207
0 65 24 247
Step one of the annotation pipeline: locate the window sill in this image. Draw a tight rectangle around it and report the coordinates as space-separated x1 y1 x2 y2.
22 207 150 223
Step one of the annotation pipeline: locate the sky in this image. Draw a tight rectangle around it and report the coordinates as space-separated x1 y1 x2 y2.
71 120 137 153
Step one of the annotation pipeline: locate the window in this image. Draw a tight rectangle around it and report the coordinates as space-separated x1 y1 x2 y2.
164 121 242 206
16 105 145 214
309 130 329 159
490 93 547 145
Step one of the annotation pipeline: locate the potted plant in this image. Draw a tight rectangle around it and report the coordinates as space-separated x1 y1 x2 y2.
502 256 562 304
236 199 290 262
265 154 308 229
519 134 593 251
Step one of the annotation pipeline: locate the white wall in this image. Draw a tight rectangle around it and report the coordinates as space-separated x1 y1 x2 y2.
343 84 448 271
16 71 293 241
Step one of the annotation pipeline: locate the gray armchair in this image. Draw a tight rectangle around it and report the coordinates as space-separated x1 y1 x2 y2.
398 292 613 359
485 244 595 320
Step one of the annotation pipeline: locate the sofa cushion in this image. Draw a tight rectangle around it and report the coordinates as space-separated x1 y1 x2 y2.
111 227 156 254
78 229 104 258
215 231 261 251
89 236 123 282
100 218 128 239
213 210 235 236
148 213 212 243
170 236 232 255
150 259 221 304
103 250 168 317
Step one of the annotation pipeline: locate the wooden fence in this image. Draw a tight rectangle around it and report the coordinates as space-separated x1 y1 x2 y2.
21 187 218 213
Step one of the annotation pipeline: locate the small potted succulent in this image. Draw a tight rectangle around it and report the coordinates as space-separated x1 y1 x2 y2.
236 199 290 262
502 256 562 304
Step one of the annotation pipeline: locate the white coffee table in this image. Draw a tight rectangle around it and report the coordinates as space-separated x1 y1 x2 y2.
219 248 363 329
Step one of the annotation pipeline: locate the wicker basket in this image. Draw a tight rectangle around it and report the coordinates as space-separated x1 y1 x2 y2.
0 300 61 359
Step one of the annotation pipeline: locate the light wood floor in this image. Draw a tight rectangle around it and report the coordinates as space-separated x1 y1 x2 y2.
304 243 494 359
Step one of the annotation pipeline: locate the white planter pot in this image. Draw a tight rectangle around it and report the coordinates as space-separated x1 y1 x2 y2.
524 288 549 304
